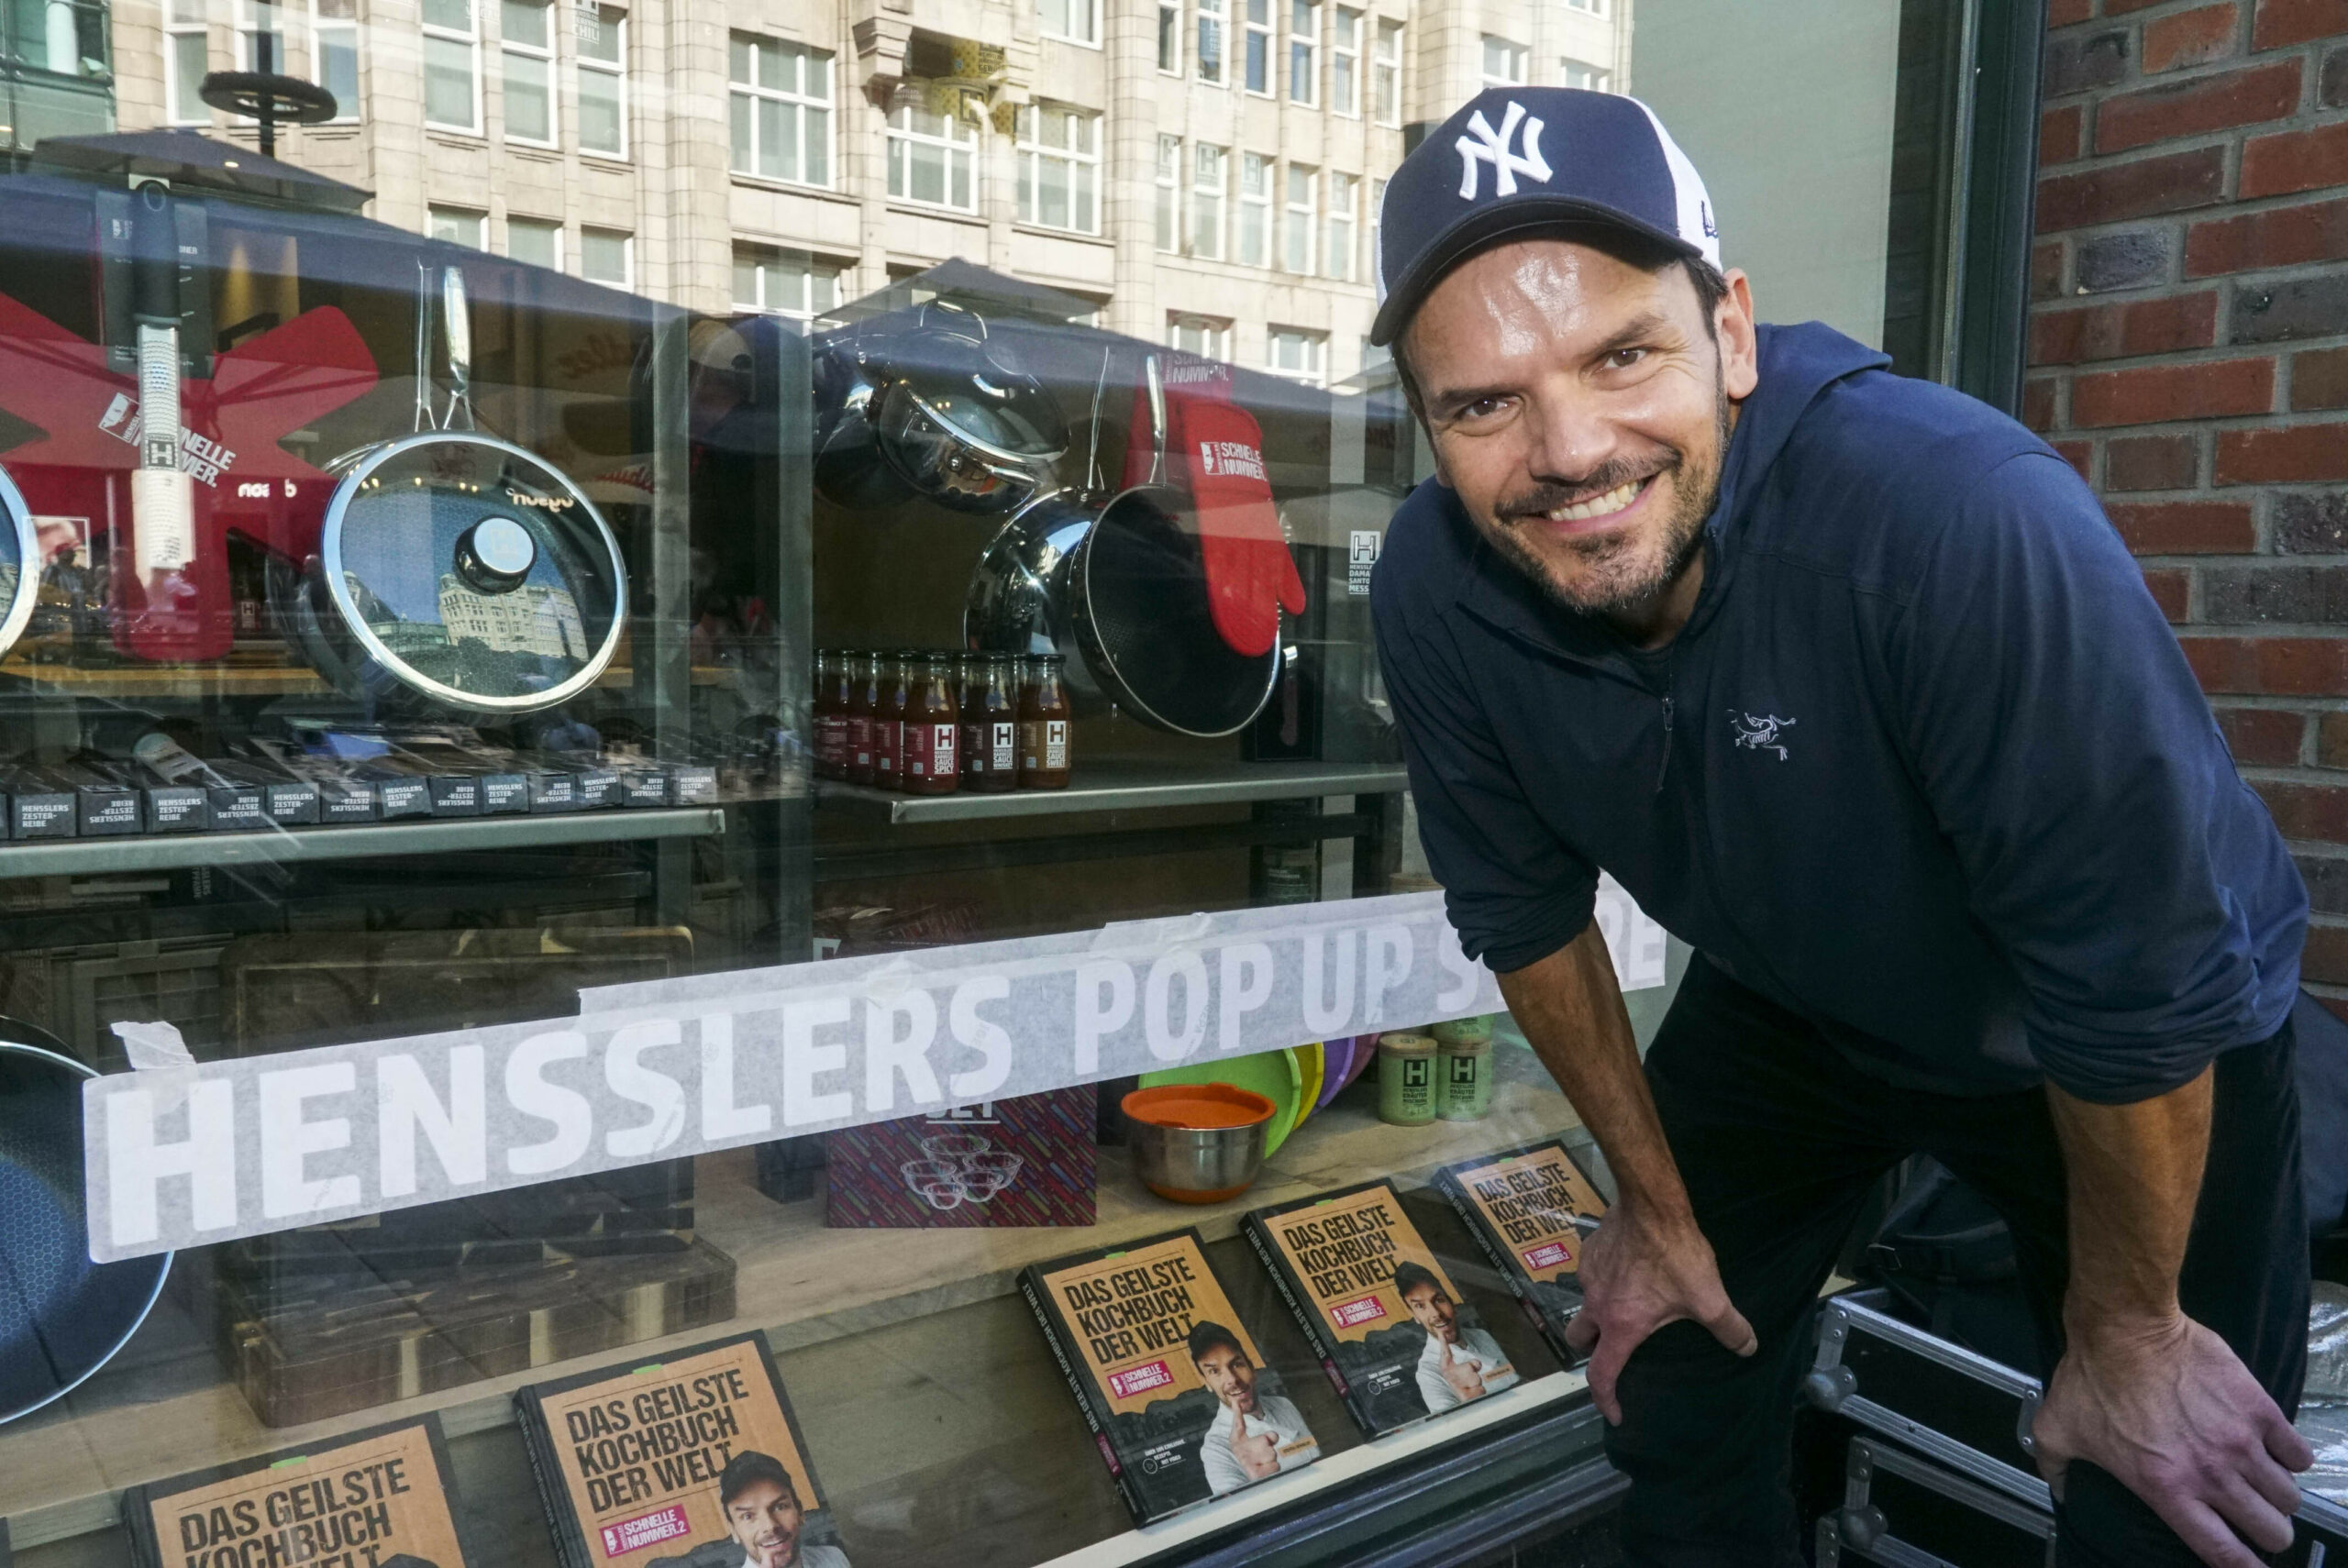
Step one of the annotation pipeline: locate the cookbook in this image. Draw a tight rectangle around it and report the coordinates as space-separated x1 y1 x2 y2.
1020 1228 1320 1523
1243 1179 1519 1436
1435 1139 1609 1368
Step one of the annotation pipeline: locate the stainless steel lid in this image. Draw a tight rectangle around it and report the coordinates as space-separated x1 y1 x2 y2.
0 466 37 663
321 433 627 712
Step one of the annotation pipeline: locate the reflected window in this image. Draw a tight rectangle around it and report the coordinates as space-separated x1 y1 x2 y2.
1567 0 1605 12
234 0 285 76
1238 150 1270 267
1480 35 1526 87
577 5 626 157
1372 17 1401 125
1244 0 1269 94
505 215 561 270
1191 142 1226 259
1157 0 1178 72
428 204 484 248
165 0 208 123
887 99 978 211
734 246 842 318
1196 0 1224 83
1288 0 1315 105
1329 6 1358 116
729 35 832 187
500 0 555 146
1283 161 1314 274
1324 171 1356 282
422 0 482 131
1268 326 1326 385
1016 105 1100 234
1564 60 1610 92
1168 314 1232 360
580 225 630 284
313 0 360 116
1038 0 1098 45
1155 132 1180 252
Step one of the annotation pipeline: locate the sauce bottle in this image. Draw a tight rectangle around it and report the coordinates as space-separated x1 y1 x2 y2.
902 653 961 794
966 654 1019 793
813 650 849 781
956 653 988 791
846 650 879 787
1017 653 1073 790
874 650 913 791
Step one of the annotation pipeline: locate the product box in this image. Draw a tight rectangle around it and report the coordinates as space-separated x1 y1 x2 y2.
824 1088 1097 1228
122 1416 474 1568
670 765 719 807
109 761 211 834
349 759 435 821
213 759 322 827
0 767 72 839
536 755 624 811
1434 1140 1608 1369
615 763 670 809
1242 1179 1521 1436
1020 1228 1321 1524
240 741 379 824
50 763 139 835
513 1332 848 1568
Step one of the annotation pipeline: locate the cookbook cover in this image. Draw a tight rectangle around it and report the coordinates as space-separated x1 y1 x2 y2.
1435 1141 1609 1368
1243 1179 1519 1436
1019 1229 1320 1524
514 1332 847 1568
823 1089 1096 1228
124 1416 471 1568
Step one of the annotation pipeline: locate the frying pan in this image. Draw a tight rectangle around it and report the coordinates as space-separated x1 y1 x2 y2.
965 353 1282 737
0 1021 172 1425
0 463 39 665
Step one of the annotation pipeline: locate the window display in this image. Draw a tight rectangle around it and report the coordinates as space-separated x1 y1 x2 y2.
0 0 2022 1563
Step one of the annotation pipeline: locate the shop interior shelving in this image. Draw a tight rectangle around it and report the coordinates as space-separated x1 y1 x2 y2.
0 806 728 878
0 1062 1593 1556
814 758 1409 824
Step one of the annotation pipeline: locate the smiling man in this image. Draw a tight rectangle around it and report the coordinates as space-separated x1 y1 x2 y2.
1188 1320 1320 1496
710 1452 847 1568
1369 87 2314 1568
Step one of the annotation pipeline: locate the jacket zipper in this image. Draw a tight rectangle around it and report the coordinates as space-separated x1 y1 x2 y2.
1655 689 1675 793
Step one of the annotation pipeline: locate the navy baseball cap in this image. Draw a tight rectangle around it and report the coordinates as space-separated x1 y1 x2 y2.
1368 87 1722 348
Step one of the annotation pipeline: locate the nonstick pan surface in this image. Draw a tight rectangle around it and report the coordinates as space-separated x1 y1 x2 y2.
0 1026 172 1425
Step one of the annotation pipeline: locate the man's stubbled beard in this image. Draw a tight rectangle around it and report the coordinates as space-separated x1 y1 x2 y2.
1482 375 1732 616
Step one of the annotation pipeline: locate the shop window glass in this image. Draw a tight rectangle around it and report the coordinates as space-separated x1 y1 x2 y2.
1288 0 1315 104
1238 149 1270 266
1480 33 1526 86
576 4 625 156
729 35 831 187
1244 0 1270 94
505 214 560 268
579 223 629 282
164 0 209 123
312 0 360 115
1155 130 1180 252
427 204 484 247
1191 141 1225 259
1565 59 1611 92
886 98 977 211
1196 0 1224 83
1038 0 1097 45
734 245 842 318
1168 312 1231 359
1016 104 1100 234
1284 160 1314 273
1372 16 1401 124
1157 0 1178 72
1267 323 1326 382
1324 169 1355 282
421 0 481 131
500 0 554 145
1329 6 1357 116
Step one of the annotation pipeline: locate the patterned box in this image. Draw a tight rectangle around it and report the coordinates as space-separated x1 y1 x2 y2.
824 1088 1097 1228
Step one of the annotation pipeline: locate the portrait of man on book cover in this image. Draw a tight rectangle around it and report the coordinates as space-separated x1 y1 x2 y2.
647 1452 849 1568
1398 1263 1519 1413
1189 1320 1322 1496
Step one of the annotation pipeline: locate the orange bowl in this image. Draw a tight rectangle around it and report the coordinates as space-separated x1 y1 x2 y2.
1122 1082 1277 1130
1121 1084 1275 1203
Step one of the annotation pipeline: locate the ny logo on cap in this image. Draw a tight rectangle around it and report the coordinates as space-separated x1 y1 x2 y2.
1456 101 1553 200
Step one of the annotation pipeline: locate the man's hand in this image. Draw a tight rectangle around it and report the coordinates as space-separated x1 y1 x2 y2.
1563 1194 1757 1424
1228 1420 1280 1481
1440 1347 1489 1401
2032 1312 2309 1568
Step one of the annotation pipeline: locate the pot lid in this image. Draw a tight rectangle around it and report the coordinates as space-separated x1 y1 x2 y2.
0 466 37 665
880 319 1068 464
322 433 626 712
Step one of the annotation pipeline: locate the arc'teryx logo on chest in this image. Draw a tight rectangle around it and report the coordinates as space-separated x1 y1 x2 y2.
1729 712 1796 760
1456 102 1554 200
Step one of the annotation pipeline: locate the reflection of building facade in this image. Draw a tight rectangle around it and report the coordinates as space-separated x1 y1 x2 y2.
437 574 586 659
102 0 1625 387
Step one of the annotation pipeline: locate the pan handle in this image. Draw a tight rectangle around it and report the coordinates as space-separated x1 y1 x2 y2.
1085 342 1113 492
1144 353 1168 489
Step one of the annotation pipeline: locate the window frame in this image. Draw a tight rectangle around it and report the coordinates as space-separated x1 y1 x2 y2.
1328 6 1358 117
1567 0 1605 13
427 204 486 248
1282 161 1315 275
1037 0 1100 47
1372 17 1401 126
1563 60 1611 93
504 215 563 270
1243 0 1270 95
420 0 484 134
727 34 835 189
1157 1 1180 74
1014 104 1101 236
164 0 210 126
1155 132 1181 254
1479 34 1527 88
1237 150 1270 268
498 0 557 149
1287 0 1316 106
310 0 360 121
575 4 627 160
1195 0 1224 85
233 0 286 78
1190 141 1226 260
1324 170 1356 282
579 225 633 287
733 246 843 320
886 99 980 214
1166 313 1232 361
1266 325 1327 386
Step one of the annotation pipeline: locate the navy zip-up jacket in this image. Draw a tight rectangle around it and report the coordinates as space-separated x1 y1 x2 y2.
1372 321 2306 1103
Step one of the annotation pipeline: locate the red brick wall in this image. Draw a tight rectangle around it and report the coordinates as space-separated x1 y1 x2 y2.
2029 0 2348 1013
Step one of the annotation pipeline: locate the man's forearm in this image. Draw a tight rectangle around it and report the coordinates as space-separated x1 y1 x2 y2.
2044 1067 2212 1338
1496 923 1692 1220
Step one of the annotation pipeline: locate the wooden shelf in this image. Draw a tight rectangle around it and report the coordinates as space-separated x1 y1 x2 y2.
816 758 1409 823
0 1066 1586 1550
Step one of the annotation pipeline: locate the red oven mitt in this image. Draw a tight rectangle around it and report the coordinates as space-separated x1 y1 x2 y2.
1124 356 1307 658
